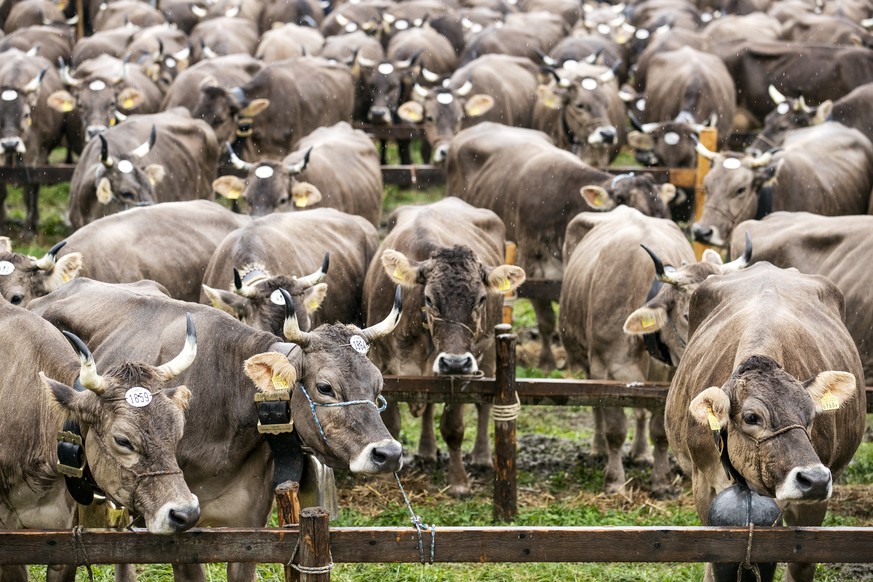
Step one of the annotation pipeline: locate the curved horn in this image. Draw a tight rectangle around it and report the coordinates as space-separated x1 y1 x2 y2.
111 55 130 85
286 147 312 174
355 51 378 69
296 253 329 288
226 142 253 171
628 111 645 132
691 133 717 161
768 84 786 105
796 95 812 113
413 83 431 100
35 240 67 270
641 244 677 284
153 38 165 62
63 331 106 393
281 288 312 347
131 125 156 158
23 67 48 93
359 285 402 343
99 134 114 167
722 231 752 272
748 150 773 168
233 267 257 297
585 48 603 64
59 62 81 87
156 312 198 380
455 78 473 96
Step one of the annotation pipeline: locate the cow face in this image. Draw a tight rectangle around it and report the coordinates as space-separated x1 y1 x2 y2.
0 68 46 159
44 324 200 533
747 88 831 155
361 58 417 125
0 238 82 306
212 151 322 216
90 131 165 210
692 150 779 246
192 85 269 145
627 116 709 168
381 245 525 375
143 46 191 92
689 355 857 501
244 289 404 474
581 173 674 218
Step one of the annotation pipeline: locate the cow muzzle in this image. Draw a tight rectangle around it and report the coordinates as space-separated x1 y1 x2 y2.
0 137 25 154
368 107 391 124
432 143 449 163
149 494 201 534
86 125 108 141
691 222 723 246
775 464 832 502
434 351 478 375
349 438 403 474
588 126 617 145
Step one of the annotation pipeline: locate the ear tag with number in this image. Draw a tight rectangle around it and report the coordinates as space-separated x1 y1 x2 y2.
723 158 742 170
350 335 369 354
271 375 289 390
820 390 839 411
0 261 13 275
125 387 152 407
641 314 656 329
706 407 721 431
497 278 511 292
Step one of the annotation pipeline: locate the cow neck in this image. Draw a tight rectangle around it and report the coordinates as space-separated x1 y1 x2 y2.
642 279 672 364
560 108 579 151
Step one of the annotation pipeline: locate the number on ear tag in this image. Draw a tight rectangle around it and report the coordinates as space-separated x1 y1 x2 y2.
272 375 289 390
820 390 839 411
706 407 721 431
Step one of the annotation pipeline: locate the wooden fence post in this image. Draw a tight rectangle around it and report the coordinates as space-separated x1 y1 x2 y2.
276 481 302 582
296 507 332 582
503 243 518 325
493 324 518 523
693 126 718 260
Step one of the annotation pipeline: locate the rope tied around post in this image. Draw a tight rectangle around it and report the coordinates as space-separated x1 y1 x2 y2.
72 525 95 582
287 536 334 576
491 392 521 422
394 471 436 564
738 522 762 582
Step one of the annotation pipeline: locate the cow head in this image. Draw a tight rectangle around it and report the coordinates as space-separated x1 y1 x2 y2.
212 145 321 216
141 40 191 92
691 140 780 246
89 126 165 209
689 354 857 501
245 287 404 474
397 81 495 163
202 254 329 335
47 61 145 142
381 245 525 375
627 111 716 168
191 84 269 146
0 66 48 159
358 53 420 126
536 62 622 166
624 234 752 365
0 238 82 306
746 85 831 155
44 317 200 533
581 172 675 218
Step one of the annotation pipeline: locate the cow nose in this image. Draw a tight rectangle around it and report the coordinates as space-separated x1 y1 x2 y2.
370 439 402 471
432 143 449 163
793 465 832 499
86 125 107 140
599 127 616 144
168 504 200 532
1 137 22 152
691 222 713 242
368 107 390 123
436 353 475 375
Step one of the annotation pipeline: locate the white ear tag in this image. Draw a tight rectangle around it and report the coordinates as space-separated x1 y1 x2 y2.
597 23 611 34
581 78 598 91
166 57 177 69
377 62 394 75
89 80 106 91
344 22 357 32
664 131 680 145
1 90 18 101
635 98 645 111
349 335 369 354
635 28 650 39
436 92 454 105
0 261 14 275
255 165 274 179
270 289 285 305
723 158 742 170
117 159 134 174
395 19 408 30
776 102 790 115
125 387 152 407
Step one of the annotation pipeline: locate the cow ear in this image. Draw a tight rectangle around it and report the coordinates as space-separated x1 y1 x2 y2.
580 185 615 211
689 386 730 430
485 265 525 293
145 164 166 185
244 351 298 391
0 236 11 253
117 87 144 111
702 249 723 265
536 85 563 110
202 284 246 318
46 252 83 290
397 101 423 123
47 90 76 112
813 100 832 125
627 130 654 150
302 282 328 313
464 94 494 117
42 372 100 424
213 175 246 200
163 385 192 412
381 249 421 286
240 98 269 117
658 183 676 205
96 177 113 204
623 305 667 334
291 182 322 207
803 371 856 413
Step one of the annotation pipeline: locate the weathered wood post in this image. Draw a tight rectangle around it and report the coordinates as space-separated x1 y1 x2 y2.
502 242 518 325
276 481 302 582
296 507 332 582
693 126 718 259
493 324 518 523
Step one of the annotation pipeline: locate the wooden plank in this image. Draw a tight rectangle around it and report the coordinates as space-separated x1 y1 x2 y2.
2 527 873 565
352 123 425 141
0 165 76 184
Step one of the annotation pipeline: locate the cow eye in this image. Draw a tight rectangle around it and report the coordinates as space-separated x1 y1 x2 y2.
424 295 434 308
10 294 23 305
278 196 289 205
316 382 334 397
734 186 747 196
114 436 135 451
477 295 487 307
743 412 760 426
425 115 434 122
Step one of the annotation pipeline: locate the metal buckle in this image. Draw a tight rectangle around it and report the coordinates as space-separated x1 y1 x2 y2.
254 391 294 435
56 430 86 478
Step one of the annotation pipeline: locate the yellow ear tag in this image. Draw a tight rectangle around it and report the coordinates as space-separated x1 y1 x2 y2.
62 273 70 283
61 102 74 113
109 117 117 126
123 98 135 109
306 298 320 311
497 278 511 292
226 186 242 200
641 314 656 329
706 407 721 431
393 267 405 280
820 390 839 411
293 195 308 208
594 192 608 207
271 375 289 390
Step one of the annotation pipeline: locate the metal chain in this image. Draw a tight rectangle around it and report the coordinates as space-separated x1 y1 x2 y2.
394 471 436 564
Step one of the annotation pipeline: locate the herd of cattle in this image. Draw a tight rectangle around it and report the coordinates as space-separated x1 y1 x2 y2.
1 0 873 578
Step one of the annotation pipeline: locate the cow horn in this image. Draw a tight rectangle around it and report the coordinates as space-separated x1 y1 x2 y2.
455 79 473 96
111 55 130 85
629 112 658 133
421 67 440 83
768 84 786 105
584 48 603 64
131 125 156 158
691 133 717 161
63 331 106 394
359 285 403 343
796 95 812 113
355 51 378 69
156 313 198 380
99 134 114 167
281 288 312 347
201 40 218 59
153 38 165 62
23 67 48 93
413 83 431 100
226 143 253 171
59 61 81 87
233 268 257 297
600 59 621 83
296 252 329 288
114 109 127 122
191 4 207 17
722 231 752 272
287 147 312 174
35 240 67 270
640 244 678 284
396 49 422 70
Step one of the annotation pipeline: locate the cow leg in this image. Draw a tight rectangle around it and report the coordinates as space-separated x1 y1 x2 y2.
172 564 208 582
46 565 77 582
22 183 39 240
630 407 651 463
531 298 557 371
649 407 673 498
471 403 493 467
0 183 7 232
379 139 389 165
417 403 438 460
114 564 137 582
1 565 28 581
440 403 470 496
601 406 628 494
226 563 257 582
397 139 412 165
783 501 828 582
383 400 402 440
418 139 432 164
591 407 607 456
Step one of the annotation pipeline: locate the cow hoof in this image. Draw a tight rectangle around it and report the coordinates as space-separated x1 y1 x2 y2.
470 455 493 469
604 481 626 495
650 484 677 500
632 453 654 466
447 483 472 498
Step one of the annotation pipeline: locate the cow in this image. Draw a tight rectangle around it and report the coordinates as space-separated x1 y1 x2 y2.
626 46 736 167
397 53 540 162
0 298 201 574
71 27 136 67
0 23 74 66
459 23 543 65
160 51 265 116
47 54 164 150
319 0 386 38
29 276 405 581
255 22 325 62
559 205 696 496
55 200 250 302
124 24 194 92
201 207 379 332
533 60 627 167
0 48 64 238
702 12 782 45
546 34 628 85
68 108 220 229
190 15 260 58
0 237 81 305
258 0 324 31
446 122 676 370
213 121 383 225
730 212 873 382
91 0 166 32
3 0 67 33
666 262 865 582
691 122 873 247
362 196 526 497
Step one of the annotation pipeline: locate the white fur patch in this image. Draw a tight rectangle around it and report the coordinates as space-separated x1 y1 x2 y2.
377 62 394 75
270 289 285 305
664 131 680 145
581 77 598 91
117 159 133 174
350 335 369 354
89 80 106 91
723 158 742 170
1 90 18 101
125 387 152 407
436 92 454 105
0 261 14 275
597 23 611 34
255 165 274 179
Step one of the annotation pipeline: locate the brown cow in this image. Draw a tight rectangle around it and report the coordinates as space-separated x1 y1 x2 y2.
30 277 404 581
559 205 696 495
363 197 525 496
0 237 81 306
447 122 676 370
667 262 865 581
